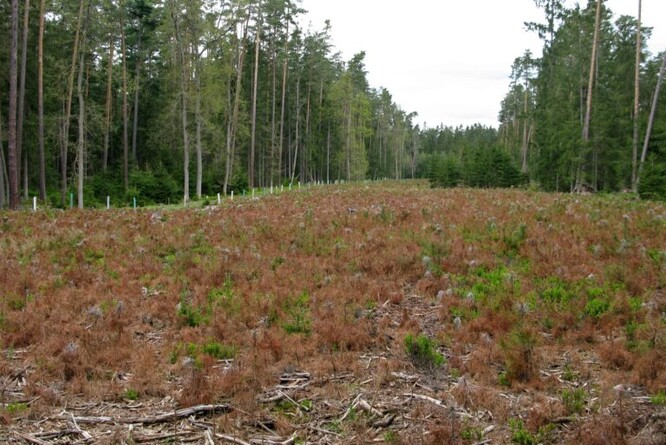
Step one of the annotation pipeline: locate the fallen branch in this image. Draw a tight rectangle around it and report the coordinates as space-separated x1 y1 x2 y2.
308 424 343 438
403 393 446 407
213 432 252 445
340 394 363 422
59 403 232 425
356 399 383 418
372 413 396 428
33 429 81 440
132 432 197 443
391 372 418 382
12 431 48 445
249 432 298 445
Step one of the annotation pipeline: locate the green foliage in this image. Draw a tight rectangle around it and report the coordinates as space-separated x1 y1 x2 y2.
88 166 182 207
271 256 285 271
6 293 28 311
283 292 312 335
639 154 666 201
201 341 237 360
124 389 139 401
561 388 587 414
208 277 239 316
404 333 445 370
650 390 666 405
460 426 483 441
420 238 448 276
540 278 575 306
129 167 182 206
498 371 511 387
177 301 206 328
502 223 527 256
427 147 526 190
428 155 461 188
584 298 610 319
509 419 540 445
501 328 538 383
3 402 28 416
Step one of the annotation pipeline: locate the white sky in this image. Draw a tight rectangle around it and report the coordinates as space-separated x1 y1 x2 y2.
298 0 666 129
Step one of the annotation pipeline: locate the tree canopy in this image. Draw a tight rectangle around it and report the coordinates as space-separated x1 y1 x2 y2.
1 0 665 207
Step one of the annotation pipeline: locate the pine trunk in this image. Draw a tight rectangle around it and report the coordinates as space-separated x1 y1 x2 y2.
521 89 529 173
77 51 85 209
0 106 7 206
38 0 46 200
637 51 666 187
270 37 277 187
249 23 261 189
61 0 85 206
18 0 30 199
103 33 114 171
77 3 90 209
278 21 289 183
195 63 202 199
170 5 190 202
131 31 142 165
8 0 20 209
224 11 250 195
291 76 301 183
120 1 129 193
631 0 642 190
577 0 602 190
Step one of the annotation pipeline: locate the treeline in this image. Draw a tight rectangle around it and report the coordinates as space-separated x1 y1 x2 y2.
498 0 666 197
0 0 428 208
1 0 666 209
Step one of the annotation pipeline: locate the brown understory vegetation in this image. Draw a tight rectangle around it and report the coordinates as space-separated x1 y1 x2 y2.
1 180 665 443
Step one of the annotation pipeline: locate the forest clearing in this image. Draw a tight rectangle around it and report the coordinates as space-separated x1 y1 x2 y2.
1 180 666 444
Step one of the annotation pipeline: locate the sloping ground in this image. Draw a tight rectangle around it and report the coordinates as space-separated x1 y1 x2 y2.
1 181 666 444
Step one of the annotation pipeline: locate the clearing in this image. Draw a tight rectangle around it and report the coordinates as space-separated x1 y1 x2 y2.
1 181 666 444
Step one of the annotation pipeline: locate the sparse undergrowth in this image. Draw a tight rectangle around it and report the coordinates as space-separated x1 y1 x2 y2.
1 180 666 444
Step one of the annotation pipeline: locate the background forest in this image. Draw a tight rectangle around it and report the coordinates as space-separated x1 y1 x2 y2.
0 0 665 209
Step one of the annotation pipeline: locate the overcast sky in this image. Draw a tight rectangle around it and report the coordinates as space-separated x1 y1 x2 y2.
298 0 666 129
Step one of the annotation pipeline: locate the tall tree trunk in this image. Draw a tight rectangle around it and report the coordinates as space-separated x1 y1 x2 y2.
103 32 114 171
170 5 190 202
291 76 301 183
269 33 277 187
577 0 602 190
77 51 86 209
38 0 46 201
181 81 190 203
120 0 129 192
18 0 30 199
346 100 352 180
61 0 86 206
278 20 289 183
195 60 202 199
411 129 418 179
8 0 20 209
0 105 7 206
131 30 143 165
631 0 642 191
76 2 90 209
326 122 331 184
303 83 311 182
521 88 529 173
637 51 666 188
23 151 28 200
249 7 262 189
224 10 250 195
223 61 233 196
